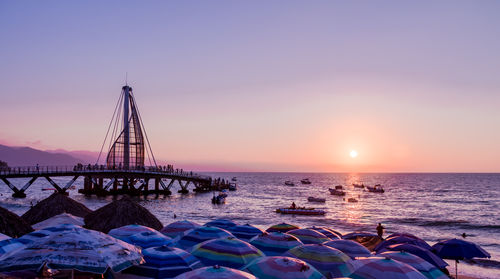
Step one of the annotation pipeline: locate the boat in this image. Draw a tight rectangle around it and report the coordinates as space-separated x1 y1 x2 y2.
334 185 343 190
284 181 295 186
300 178 311 184
212 192 228 204
347 197 358 203
353 183 365 188
329 188 346 196
231 177 237 182
228 183 237 191
307 197 326 203
366 185 385 193
276 207 325 215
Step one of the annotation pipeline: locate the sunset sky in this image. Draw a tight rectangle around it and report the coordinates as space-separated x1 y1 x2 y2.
1 1 499 172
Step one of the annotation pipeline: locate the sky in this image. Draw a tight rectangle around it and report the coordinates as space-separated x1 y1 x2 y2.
1 0 500 172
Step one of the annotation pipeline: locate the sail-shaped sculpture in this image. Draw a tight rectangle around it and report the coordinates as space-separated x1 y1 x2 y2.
106 85 145 169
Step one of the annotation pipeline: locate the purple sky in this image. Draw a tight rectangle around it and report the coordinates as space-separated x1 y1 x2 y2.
1 1 499 172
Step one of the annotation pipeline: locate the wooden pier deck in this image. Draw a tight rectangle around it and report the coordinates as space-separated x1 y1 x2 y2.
0 165 216 198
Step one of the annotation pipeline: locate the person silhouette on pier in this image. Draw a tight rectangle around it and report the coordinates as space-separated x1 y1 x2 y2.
376 223 385 238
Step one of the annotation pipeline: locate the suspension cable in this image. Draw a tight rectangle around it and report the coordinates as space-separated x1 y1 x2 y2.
131 91 157 167
96 89 124 164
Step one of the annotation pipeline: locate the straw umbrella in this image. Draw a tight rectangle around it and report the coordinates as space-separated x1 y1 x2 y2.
0 206 33 238
84 196 163 233
21 193 92 225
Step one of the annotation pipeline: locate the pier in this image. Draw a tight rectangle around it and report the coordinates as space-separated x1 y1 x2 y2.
0 84 226 198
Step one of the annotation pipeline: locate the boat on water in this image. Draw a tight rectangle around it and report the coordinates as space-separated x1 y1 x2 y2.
334 185 343 190
231 177 237 182
276 207 325 215
300 178 311 184
228 183 237 191
284 181 295 186
212 191 228 204
353 183 365 188
347 197 358 203
307 196 326 203
329 188 346 196
366 184 385 193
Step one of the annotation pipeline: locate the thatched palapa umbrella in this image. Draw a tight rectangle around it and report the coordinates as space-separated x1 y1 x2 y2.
84 196 163 233
21 193 92 225
0 206 33 237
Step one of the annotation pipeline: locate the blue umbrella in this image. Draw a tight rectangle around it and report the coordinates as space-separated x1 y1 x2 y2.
123 245 203 278
127 231 174 248
204 219 238 230
375 235 432 252
0 239 26 257
176 226 234 250
379 243 448 269
432 238 490 279
229 224 264 241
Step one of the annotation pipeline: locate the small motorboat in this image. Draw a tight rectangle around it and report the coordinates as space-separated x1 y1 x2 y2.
307 197 326 203
212 192 228 204
300 178 312 184
353 183 365 188
334 185 343 190
284 181 295 186
231 177 237 182
366 185 385 193
276 207 325 215
329 188 346 196
228 183 237 191
347 197 358 203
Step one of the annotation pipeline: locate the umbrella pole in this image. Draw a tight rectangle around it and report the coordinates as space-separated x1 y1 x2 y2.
455 260 458 279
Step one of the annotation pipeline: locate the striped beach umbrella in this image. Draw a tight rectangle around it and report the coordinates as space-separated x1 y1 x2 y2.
375 236 432 252
249 232 303 256
284 244 354 278
124 245 203 278
306 227 341 239
32 213 84 230
229 224 265 241
379 251 449 279
0 233 10 241
350 257 427 279
287 229 331 244
176 226 234 250
381 244 448 269
190 237 264 269
323 239 371 259
127 230 174 248
108 224 157 241
161 220 201 239
173 265 256 279
16 223 76 243
242 256 325 279
266 223 300 233
0 239 26 257
204 219 238 230
0 224 143 274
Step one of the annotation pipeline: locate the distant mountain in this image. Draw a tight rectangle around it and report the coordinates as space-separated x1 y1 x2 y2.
0 144 88 167
45 149 99 164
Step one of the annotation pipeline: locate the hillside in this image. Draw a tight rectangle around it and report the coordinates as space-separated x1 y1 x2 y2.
0 144 86 167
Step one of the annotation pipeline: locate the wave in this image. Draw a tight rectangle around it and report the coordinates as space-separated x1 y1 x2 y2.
387 217 500 231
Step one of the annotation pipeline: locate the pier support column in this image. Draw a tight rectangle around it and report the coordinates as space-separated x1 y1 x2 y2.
98 178 103 190
123 177 128 191
154 178 160 191
113 178 118 191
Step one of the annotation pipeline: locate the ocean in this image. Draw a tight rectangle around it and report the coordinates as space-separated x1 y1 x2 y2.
1 172 499 278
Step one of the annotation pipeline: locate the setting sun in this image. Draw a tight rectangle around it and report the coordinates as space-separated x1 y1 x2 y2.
350 150 358 158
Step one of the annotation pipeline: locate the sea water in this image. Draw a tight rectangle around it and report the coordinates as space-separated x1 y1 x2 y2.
1 172 499 278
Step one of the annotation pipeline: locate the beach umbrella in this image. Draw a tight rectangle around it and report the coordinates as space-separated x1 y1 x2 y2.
283 244 354 278
350 256 427 279
387 233 421 240
109 224 157 241
306 227 341 239
127 231 174 248
173 265 256 279
266 223 300 233
123 245 203 278
242 256 325 279
176 226 234 250
379 251 449 279
0 206 33 238
249 232 303 256
32 212 84 230
229 224 265 241
287 229 331 244
21 193 92 225
84 196 163 233
342 232 378 239
432 238 490 279
161 220 201 238
204 219 238 230
0 239 26 257
16 223 78 243
323 239 371 259
342 232 382 251
0 224 143 274
190 237 264 269
0 233 10 241
380 243 448 269
375 236 432 252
